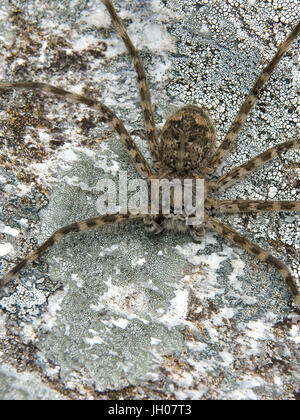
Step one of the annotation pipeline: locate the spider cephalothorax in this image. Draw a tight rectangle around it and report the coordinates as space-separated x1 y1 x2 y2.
0 0 299 309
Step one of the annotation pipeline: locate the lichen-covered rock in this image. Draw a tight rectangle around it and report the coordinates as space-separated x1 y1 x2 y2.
0 0 299 400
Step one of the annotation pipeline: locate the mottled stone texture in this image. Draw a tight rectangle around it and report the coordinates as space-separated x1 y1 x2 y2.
0 0 299 400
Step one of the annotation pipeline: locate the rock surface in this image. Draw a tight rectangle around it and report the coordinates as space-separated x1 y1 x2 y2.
0 0 299 400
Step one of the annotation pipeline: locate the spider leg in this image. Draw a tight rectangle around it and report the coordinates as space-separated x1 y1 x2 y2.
203 217 300 308
209 138 299 191
102 0 160 167
0 212 144 288
206 20 300 175
0 81 153 180
213 199 300 213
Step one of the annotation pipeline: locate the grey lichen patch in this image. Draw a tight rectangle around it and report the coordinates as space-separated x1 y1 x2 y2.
0 7 51 188
162 0 299 153
0 363 65 400
0 284 47 318
32 145 192 391
0 2 109 191
0 0 299 401
159 0 300 296
0 166 58 315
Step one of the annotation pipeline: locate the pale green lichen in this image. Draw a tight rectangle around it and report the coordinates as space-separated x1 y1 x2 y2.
0 0 299 400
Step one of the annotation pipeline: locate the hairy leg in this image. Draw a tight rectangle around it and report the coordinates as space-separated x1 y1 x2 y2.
0 81 153 179
0 212 144 287
206 20 300 175
102 0 160 166
209 138 299 191
204 217 300 308
213 199 300 213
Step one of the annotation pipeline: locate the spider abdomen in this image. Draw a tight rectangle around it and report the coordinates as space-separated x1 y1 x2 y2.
160 105 216 172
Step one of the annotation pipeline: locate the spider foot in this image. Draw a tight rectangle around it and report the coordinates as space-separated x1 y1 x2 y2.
143 216 164 234
190 226 205 242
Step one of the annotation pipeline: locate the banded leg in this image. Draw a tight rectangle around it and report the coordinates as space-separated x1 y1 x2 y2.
204 217 300 308
102 0 160 166
214 199 300 213
210 138 300 191
0 212 144 287
206 20 300 175
0 81 153 179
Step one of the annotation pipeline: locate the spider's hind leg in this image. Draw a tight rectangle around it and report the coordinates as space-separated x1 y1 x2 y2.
0 212 144 288
206 217 300 309
214 199 300 213
143 215 164 234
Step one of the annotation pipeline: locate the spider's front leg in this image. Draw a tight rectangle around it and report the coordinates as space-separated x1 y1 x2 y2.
0 212 144 288
202 217 300 309
206 20 300 175
101 0 161 167
0 81 153 180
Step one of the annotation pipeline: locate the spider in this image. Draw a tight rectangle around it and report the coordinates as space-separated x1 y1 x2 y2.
0 0 299 309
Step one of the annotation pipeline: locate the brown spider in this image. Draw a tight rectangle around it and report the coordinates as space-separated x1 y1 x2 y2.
0 0 299 309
